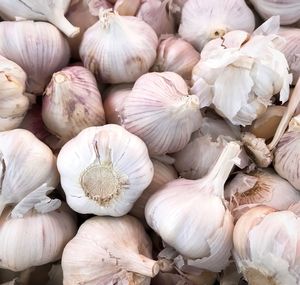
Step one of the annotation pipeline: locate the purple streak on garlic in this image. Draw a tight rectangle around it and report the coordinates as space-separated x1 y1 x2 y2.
80 9 158 84
42 66 105 143
0 21 70 94
121 72 202 156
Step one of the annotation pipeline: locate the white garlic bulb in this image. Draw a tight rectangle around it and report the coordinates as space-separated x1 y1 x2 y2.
179 0 255 51
0 203 77 272
80 9 158 84
62 215 161 284
0 55 29 131
0 129 59 215
145 142 240 272
57 124 153 216
233 205 300 285
0 0 79 38
42 66 105 142
121 72 202 155
0 21 70 94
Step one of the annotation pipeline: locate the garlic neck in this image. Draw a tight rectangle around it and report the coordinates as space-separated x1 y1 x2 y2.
99 9 114 30
245 268 278 285
170 95 199 116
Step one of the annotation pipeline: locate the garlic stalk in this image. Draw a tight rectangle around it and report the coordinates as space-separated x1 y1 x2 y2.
0 203 77 272
0 0 80 38
121 72 202 155
62 215 164 284
0 55 29 131
80 9 158 84
179 0 255 51
115 0 141 16
145 142 241 272
0 21 70 94
42 66 106 143
0 129 59 215
57 124 153 216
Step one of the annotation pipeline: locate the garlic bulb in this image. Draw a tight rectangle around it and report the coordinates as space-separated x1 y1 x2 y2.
0 55 29 131
152 35 200 80
103 84 132 124
225 169 300 211
121 72 202 155
145 142 241 272
42 66 105 142
179 0 255 51
115 0 141 16
0 0 79 38
80 9 158 84
57 124 153 216
130 159 178 222
0 129 59 214
137 0 176 37
0 21 70 94
192 21 292 126
62 215 161 284
233 205 300 285
0 203 77 272
249 0 300 25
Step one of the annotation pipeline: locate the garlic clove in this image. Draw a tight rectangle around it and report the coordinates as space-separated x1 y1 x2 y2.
114 0 141 16
57 124 153 216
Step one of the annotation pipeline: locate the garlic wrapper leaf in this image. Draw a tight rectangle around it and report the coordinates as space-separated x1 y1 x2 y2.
0 21 70 94
0 55 29 131
57 124 153 216
233 205 300 285
115 0 141 16
152 36 200 80
42 66 105 143
62 215 162 284
145 142 241 272
179 0 255 51
80 9 158 84
0 129 59 215
0 203 77 272
192 28 292 126
121 72 202 155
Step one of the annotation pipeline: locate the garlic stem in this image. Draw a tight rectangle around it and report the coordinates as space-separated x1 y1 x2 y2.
268 77 300 150
48 15 80 38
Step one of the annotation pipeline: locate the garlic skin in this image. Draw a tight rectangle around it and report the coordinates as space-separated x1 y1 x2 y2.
80 10 158 84
145 142 240 272
152 36 200 80
42 66 105 142
115 0 141 16
0 55 29 131
0 21 70 94
62 215 159 285
233 206 300 285
179 0 255 51
0 203 77 272
0 129 59 215
121 72 202 155
57 124 153 216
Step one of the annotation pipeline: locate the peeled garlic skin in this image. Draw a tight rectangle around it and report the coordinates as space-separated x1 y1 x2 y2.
80 11 158 84
62 215 156 285
179 0 255 51
57 124 153 216
0 203 77 272
42 66 105 141
0 21 70 94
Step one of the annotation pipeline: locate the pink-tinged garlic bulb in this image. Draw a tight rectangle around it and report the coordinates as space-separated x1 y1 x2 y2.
114 0 141 16
0 203 77 272
62 215 161 284
137 0 176 37
42 66 105 143
233 205 300 284
103 83 132 124
0 55 29 131
57 124 153 216
145 142 241 272
0 21 70 94
121 72 202 155
152 36 200 80
249 0 300 25
80 9 158 84
179 0 255 51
